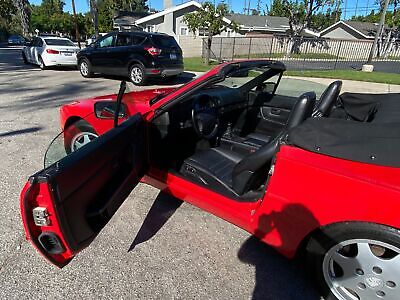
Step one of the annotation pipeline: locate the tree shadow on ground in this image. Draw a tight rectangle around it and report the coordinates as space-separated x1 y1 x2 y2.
0 126 42 138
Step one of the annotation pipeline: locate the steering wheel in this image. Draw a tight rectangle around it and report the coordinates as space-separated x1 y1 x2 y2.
191 94 219 139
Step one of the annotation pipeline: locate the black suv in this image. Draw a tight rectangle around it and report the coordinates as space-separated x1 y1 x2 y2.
77 31 183 85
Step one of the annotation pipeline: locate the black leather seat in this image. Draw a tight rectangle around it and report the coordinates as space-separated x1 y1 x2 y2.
181 92 316 199
312 80 342 117
242 81 342 148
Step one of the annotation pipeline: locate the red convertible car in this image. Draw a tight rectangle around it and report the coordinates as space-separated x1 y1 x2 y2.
21 60 400 300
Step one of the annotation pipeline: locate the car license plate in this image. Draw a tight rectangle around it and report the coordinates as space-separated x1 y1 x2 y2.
170 53 177 60
64 52 72 56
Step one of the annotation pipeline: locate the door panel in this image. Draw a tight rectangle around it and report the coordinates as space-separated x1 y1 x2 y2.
20 113 147 267
248 92 297 134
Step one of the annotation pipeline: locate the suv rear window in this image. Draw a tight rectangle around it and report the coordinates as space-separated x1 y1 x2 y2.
151 35 178 48
44 39 75 46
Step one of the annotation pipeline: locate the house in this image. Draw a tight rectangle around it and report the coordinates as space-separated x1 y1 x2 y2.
113 0 291 38
227 13 289 36
113 11 151 31
319 20 386 40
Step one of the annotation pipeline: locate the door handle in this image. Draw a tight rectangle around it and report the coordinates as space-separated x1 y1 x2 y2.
270 108 281 115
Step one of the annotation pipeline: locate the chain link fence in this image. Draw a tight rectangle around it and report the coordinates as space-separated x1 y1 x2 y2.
202 36 400 73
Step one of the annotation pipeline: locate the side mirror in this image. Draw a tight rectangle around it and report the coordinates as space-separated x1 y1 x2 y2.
94 101 127 119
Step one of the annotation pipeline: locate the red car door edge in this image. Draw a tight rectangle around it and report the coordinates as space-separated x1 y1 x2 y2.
21 178 75 267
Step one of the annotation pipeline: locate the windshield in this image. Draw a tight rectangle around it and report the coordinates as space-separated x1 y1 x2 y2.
45 38 75 46
216 67 282 90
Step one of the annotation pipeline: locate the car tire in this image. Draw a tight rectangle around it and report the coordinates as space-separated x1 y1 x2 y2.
79 59 93 78
306 222 400 300
63 119 98 154
38 56 47 70
22 52 28 64
129 64 147 86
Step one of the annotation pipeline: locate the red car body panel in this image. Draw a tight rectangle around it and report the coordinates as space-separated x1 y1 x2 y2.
143 145 400 259
20 181 75 267
60 87 176 134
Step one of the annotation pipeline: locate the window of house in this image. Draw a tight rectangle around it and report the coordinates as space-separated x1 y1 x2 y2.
198 28 208 36
180 26 188 36
146 25 155 32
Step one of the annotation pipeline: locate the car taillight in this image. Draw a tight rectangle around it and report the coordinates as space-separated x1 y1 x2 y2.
46 49 60 54
145 47 161 56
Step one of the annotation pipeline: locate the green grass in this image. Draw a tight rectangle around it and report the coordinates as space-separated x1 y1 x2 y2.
233 53 339 59
184 57 216 72
184 57 400 85
286 70 400 85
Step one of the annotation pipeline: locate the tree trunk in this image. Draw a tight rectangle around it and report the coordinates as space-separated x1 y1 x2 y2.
12 0 30 37
90 0 99 39
72 0 81 48
206 33 212 65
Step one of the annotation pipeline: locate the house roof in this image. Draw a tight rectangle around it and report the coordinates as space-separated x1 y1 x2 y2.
227 14 289 30
135 0 202 25
344 20 388 37
319 20 387 39
114 11 151 25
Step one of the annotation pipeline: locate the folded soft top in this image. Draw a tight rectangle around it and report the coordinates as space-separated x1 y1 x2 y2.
288 118 400 167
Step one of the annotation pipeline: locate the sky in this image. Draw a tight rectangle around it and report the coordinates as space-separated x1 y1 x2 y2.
29 0 391 19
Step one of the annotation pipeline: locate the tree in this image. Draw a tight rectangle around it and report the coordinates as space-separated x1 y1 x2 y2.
353 0 399 58
183 2 238 65
11 0 30 36
269 0 335 55
89 0 99 38
72 0 81 47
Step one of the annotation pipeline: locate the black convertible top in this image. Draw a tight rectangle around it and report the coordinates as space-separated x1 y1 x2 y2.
288 93 400 167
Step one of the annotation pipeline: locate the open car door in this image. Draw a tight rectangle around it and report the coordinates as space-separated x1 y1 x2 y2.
20 113 147 268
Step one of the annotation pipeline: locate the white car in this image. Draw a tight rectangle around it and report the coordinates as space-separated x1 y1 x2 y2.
22 36 80 69
85 33 107 46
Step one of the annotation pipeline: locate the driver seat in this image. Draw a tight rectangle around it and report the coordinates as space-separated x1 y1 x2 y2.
180 92 316 199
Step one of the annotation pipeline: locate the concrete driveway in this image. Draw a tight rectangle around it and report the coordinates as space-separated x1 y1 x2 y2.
0 46 320 299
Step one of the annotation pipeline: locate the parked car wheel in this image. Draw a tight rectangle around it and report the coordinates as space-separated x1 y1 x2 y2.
129 64 146 85
22 52 28 64
39 56 47 70
306 222 400 300
63 119 98 154
79 59 93 78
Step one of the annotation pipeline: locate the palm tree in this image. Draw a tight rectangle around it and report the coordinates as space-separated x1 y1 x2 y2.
12 0 30 37
71 0 81 48
88 0 99 38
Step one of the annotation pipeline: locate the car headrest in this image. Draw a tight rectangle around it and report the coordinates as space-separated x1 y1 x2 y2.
313 81 342 117
286 92 316 130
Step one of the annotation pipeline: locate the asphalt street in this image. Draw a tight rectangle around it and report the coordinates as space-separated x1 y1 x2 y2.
0 47 320 299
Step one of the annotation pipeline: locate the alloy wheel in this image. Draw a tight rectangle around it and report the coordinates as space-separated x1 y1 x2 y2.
322 238 400 300
70 131 98 152
130 66 143 84
80 61 89 76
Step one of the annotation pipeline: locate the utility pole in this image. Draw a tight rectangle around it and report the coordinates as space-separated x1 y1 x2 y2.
367 0 390 63
71 0 81 48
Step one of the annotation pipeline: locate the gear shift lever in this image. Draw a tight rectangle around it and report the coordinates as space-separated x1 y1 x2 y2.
224 122 233 139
